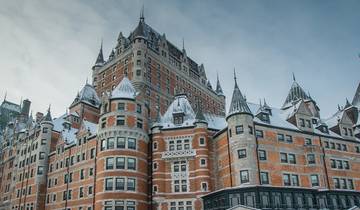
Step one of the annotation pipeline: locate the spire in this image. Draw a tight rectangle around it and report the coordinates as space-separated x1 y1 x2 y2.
140 4 145 22
233 68 238 88
292 72 296 82
182 38 185 51
44 104 52 122
216 73 224 96
228 72 252 118
94 40 104 66
282 74 311 109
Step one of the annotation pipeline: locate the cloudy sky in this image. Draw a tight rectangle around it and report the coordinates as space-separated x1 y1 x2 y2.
0 0 359 118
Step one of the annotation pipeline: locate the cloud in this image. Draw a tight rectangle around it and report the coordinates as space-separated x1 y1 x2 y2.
0 0 359 118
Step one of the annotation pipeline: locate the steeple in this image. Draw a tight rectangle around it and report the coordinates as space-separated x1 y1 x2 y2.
195 99 207 124
227 69 252 118
215 73 224 96
345 98 352 109
292 72 296 82
93 40 104 69
44 105 52 122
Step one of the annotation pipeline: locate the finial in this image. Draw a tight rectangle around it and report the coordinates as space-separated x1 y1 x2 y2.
259 99 262 107
263 98 268 106
48 104 51 112
292 72 296 81
86 77 88 84
182 38 185 50
233 68 238 88
3 91 6 102
140 4 145 22
337 104 341 111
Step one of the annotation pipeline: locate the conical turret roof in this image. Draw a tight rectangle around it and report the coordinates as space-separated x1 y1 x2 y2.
94 41 104 67
352 82 360 107
215 73 224 96
228 70 252 117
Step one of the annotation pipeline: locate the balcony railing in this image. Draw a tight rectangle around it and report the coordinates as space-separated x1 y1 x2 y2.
162 149 196 159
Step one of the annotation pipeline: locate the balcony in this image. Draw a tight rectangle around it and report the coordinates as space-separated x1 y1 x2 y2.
162 149 196 160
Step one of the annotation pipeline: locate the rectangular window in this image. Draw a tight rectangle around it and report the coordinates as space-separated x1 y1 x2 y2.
37 166 44 175
330 142 335 149
337 160 343 169
118 103 125 111
116 115 125 126
342 144 347 151
136 118 143 129
79 187 84 198
344 161 350 170
116 157 125 169
199 137 205 146
90 148 95 159
260 172 269 184
105 178 113 191
127 158 136 170
333 178 340 189
240 170 249 183
291 174 299 186
307 154 315 164
255 130 264 138
311 175 319 187
107 137 115 149
280 153 288 163
88 186 93 195
324 141 329 148
348 179 354 189
306 120 311 128
258 150 267 161
285 135 293 143
305 138 312 145
277 133 284 142
238 149 246 159
106 157 114 170
299 118 305 127
330 159 336 168
128 138 136 150
115 178 125 190
288 154 296 164
248 126 253 134
101 139 106 151
39 152 46 160
127 178 136 191
117 137 126 149
235 125 244 134
136 104 142 114
283 174 291 186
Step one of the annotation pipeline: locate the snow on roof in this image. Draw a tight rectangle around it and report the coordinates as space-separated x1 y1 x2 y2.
324 110 343 128
83 119 97 135
70 111 79 117
160 94 196 129
1 100 21 112
53 113 78 144
204 113 227 130
111 76 137 100
72 83 101 108
248 102 300 130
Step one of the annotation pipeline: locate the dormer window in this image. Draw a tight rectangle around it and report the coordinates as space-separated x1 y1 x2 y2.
173 113 184 125
322 126 329 133
306 120 311 128
261 113 270 123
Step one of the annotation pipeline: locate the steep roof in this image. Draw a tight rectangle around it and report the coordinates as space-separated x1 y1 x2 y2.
352 82 360 107
228 71 252 117
0 100 21 113
215 74 224 96
71 83 101 108
111 76 137 100
282 76 311 109
94 42 104 66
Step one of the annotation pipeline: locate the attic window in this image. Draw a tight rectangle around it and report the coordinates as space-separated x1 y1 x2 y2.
173 115 183 125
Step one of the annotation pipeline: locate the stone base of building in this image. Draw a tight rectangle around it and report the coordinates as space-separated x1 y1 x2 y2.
202 186 360 210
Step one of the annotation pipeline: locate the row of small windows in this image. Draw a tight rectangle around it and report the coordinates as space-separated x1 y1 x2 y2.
46 186 93 203
101 137 136 151
105 157 136 170
241 170 321 187
299 118 312 128
229 126 263 138
50 148 95 172
324 141 348 151
105 177 136 191
104 200 136 210
342 127 354 137
16 186 32 197
333 177 355 190
330 159 350 170
168 139 191 151
101 115 143 129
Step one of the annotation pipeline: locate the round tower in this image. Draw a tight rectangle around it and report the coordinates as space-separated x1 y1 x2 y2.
95 76 149 210
226 70 259 187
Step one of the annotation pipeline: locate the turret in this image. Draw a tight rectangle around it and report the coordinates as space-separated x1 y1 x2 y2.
226 70 259 186
95 75 149 209
194 100 208 128
92 41 105 71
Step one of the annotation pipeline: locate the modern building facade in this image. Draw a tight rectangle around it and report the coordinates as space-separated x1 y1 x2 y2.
0 12 360 210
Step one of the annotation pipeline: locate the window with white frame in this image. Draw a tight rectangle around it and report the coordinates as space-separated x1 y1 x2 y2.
199 137 206 146
201 182 208 192
168 139 191 151
170 200 192 210
104 200 136 210
200 158 207 167
173 161 187 172
173 179 187 192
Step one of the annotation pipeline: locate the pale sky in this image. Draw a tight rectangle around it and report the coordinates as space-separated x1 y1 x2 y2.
0 0 359 119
